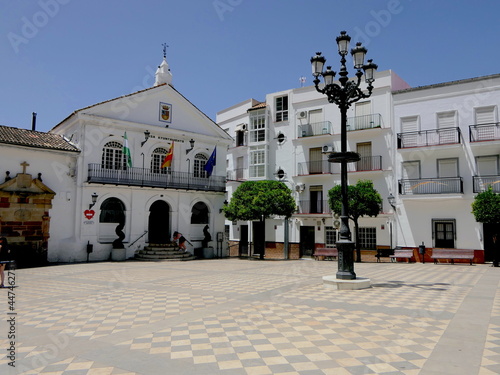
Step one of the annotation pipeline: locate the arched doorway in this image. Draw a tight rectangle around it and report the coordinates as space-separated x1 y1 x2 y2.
148 200 170 244
99 197 126 243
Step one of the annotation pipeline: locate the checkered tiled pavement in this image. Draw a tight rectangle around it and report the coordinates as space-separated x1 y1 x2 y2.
0 259 498 374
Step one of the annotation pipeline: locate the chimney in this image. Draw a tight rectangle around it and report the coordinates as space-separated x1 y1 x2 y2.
32 112 37 131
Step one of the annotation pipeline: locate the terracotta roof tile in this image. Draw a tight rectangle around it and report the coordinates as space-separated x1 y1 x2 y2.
0 125 80 152
248 102 267 112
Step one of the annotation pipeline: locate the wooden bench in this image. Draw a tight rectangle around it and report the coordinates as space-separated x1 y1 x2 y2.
390 249 414 263
313 247 338 260
431 249 474 265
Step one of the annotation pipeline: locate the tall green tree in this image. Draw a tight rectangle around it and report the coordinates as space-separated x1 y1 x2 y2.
471 187 500 223
223 180 296 259
328 180 382 262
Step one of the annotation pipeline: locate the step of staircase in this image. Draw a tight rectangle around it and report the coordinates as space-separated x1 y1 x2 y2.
135 244 196 261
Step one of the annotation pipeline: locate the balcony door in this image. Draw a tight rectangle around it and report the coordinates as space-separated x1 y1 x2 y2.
354 101 371 130
309 147 323 174
356 142 372 171
309 185 323 214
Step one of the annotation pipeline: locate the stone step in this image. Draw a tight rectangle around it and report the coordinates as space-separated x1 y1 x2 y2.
134 247 195 261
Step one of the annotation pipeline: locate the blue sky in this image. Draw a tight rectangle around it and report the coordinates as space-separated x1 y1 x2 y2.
1 0 500 133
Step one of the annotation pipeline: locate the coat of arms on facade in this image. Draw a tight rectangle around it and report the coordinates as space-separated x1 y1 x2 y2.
159 102 172 123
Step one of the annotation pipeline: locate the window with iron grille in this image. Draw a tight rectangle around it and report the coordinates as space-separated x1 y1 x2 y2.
275 96 288 122
151 147 169 174
358 227 376 250
102 141 125 170
325 227 337 248
194 153 208 178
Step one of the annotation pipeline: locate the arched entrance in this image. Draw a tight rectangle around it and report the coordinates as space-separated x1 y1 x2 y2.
148 200 170 244
99 197 126 243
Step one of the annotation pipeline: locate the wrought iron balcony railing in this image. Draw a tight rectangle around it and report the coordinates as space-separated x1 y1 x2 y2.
87 163 226 192
469 123 500 142
397 127 462 148
227 168 247 181
399 177 463 195
348 156 382 172
473 175 500 193
298 121 332 137
297 200 332 214
346 113 383 131
297 160 333 175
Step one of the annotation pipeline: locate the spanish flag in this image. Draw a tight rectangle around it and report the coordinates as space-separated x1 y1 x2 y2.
161 142 174 168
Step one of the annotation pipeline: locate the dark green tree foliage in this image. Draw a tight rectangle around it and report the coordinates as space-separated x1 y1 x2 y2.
328 180 382 262
223 180 296 259
472 187 500 223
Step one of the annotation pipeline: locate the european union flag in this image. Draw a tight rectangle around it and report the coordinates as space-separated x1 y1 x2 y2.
204 147 216 177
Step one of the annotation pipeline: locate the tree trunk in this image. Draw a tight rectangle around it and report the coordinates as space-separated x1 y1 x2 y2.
354 218 361 262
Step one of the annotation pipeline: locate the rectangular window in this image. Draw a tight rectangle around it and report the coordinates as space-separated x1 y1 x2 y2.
437 111 456 128
476 155 499 175
402 160 421 179
249 110 266 143
325 227 337 248
275 96 288 122
249 145 266 178
437 158 458 178
432 219 456 248
475 106 496 125
358 227 377 250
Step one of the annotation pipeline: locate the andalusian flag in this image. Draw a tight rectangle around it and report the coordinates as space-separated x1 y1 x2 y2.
204 146 216 177
161 142 174 168
123 132 132 168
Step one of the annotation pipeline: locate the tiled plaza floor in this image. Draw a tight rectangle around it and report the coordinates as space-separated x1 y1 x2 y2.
0 258 499 374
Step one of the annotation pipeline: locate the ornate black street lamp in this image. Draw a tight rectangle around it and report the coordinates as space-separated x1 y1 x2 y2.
311 31 377 280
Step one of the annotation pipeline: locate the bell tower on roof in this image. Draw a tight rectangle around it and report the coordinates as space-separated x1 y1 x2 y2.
154 43 173 86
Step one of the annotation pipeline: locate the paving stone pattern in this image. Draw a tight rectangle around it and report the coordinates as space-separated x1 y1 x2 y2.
0 259 498 374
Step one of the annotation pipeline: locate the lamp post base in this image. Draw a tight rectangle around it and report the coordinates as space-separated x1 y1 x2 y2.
336 240 356 280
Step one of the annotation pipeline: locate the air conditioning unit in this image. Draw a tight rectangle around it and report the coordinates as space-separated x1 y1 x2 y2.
322 145 334 153
297 111 307 119
294 183 305 193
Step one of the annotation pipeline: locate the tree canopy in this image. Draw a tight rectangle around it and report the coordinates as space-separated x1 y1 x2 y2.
223 180 296 222
328 180 382 262
472 187 500 223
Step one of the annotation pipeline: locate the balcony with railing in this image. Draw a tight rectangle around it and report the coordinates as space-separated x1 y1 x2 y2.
297 160 334 175
346 113 383 131
348 156 382 172
87 163 226 192
469 123 500 142
227 168 247 181
397 127 462 148
399 177 464 195
297 121 332 138
473 175 500 193
297 200 332 214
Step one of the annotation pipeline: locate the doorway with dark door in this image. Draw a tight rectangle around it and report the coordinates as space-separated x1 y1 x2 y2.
148 200 170 244
239 225 249 256
483 222 500 262
300 226 315 257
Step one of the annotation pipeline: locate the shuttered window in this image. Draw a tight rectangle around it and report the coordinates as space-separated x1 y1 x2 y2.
475 106 496 125
437 111 456 128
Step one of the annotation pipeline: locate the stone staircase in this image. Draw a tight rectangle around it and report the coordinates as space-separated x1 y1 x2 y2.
134 243 196 261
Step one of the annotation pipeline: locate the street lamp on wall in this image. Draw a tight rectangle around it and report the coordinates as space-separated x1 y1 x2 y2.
141 130 150 147
89 192 98 209
310 31 377 280
387 193 396 210
186 139 195 154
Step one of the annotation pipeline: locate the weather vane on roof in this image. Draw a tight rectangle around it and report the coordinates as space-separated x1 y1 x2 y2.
162 43 169 59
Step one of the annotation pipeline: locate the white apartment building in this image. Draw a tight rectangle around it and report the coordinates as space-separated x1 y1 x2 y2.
217 70 410 259
393 74 500 262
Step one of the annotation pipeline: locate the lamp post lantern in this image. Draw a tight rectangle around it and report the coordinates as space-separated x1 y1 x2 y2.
311 31 377 280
